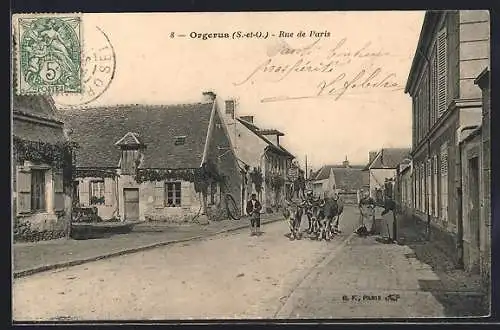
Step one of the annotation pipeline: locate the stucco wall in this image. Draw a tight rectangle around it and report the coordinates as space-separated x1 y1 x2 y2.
206 108 243 215
75 176 118 220
13 116 71 236
458 10 490 99
369 169 396 198
118 175 202 222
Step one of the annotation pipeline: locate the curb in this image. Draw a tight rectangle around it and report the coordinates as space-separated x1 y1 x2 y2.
14 216 283 279
274 232 357 319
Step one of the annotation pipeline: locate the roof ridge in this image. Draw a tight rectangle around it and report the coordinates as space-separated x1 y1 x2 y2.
57 102 212 111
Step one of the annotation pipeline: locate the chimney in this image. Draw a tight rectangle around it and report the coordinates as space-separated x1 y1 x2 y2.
202 91 216 102
342 155 350 168
369 151 378 164
240 115 254 123
225 99 235 119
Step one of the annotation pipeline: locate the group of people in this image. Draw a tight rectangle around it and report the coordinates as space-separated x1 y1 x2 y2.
245 189 343 241
245 186 397 242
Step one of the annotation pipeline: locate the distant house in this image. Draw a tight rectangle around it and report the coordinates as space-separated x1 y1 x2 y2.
363 148 411 203
13 95 73 240
311 158 366 204
58 96 241 222
395 158 413 215
218 98 295 212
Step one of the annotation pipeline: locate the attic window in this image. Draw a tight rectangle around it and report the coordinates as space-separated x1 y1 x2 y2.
174 136 186 145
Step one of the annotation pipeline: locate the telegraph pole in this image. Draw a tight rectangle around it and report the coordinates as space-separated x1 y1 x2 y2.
305 155 308 180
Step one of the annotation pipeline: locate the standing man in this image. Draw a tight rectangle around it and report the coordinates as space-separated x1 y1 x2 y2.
246 193 262 236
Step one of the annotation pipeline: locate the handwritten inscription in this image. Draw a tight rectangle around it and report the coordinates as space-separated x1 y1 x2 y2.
233 37 402 102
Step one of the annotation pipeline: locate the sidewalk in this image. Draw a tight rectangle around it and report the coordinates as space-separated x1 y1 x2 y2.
13 214 283 278
281 219 487 318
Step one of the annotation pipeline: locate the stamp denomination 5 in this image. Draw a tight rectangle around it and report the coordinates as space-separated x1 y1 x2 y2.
13 13 83 95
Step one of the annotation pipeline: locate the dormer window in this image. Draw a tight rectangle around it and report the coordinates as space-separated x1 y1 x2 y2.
174 136 186 145
115 132 146 175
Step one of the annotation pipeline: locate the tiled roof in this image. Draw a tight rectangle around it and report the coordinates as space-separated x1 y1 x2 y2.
313 164 364 181
331 167 365 192
313 164 365 192
237 118 294 158
13 94 61 122
13 94 66 144
57 103 214 168
365 148 411 170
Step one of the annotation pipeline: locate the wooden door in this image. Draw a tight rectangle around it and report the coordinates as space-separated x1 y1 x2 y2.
124 188 140 221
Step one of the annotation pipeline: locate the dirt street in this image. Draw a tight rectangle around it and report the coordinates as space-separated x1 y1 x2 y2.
13 207 359 321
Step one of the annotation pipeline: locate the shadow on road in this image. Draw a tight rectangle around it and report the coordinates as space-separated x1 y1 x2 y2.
396 216 488 317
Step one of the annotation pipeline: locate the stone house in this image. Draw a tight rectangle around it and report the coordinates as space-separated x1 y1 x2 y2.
362 148 411 203
218 98 295 213
13 95 73 239
311 158 366 204
57 97 241 222
404 10 490 264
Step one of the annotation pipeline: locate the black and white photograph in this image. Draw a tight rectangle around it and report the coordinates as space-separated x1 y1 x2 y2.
11 10 492 321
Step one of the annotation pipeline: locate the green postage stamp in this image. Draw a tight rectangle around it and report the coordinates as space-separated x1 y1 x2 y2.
13 14 83 95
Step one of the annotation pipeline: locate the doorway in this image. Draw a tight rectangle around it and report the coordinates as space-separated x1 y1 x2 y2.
124 188 140 221
468 156 480 274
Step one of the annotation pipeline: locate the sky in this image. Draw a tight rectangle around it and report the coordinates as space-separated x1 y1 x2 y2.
52 11 425 170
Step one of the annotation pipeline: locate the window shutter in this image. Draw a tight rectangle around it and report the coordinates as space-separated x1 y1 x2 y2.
431 44 439 124
154 181 164 208
433 155 439 217
440 144 448 222
104 177 114 206
53 170 65 211
80 180 90 206
17 167 31 213
437 28 448 117
181 181 191 207
427 159 432 215
441 145 448 176
421 164 425 212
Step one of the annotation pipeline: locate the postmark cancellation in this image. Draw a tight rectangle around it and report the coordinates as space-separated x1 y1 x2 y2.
13 13 83 95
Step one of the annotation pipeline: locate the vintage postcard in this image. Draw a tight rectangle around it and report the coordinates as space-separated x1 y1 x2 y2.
11 11 491 322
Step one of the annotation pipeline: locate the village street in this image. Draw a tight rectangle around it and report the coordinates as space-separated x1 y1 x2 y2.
13 206 484 321
13 206 358 321
13 206 486 321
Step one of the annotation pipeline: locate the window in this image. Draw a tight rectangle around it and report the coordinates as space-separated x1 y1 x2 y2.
225 100 235 118
31 169 46 211
73 180 80 206
165 182 181 207
430 43 438 125
90 180 105 205
436 28 448 117
174 136 186 145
